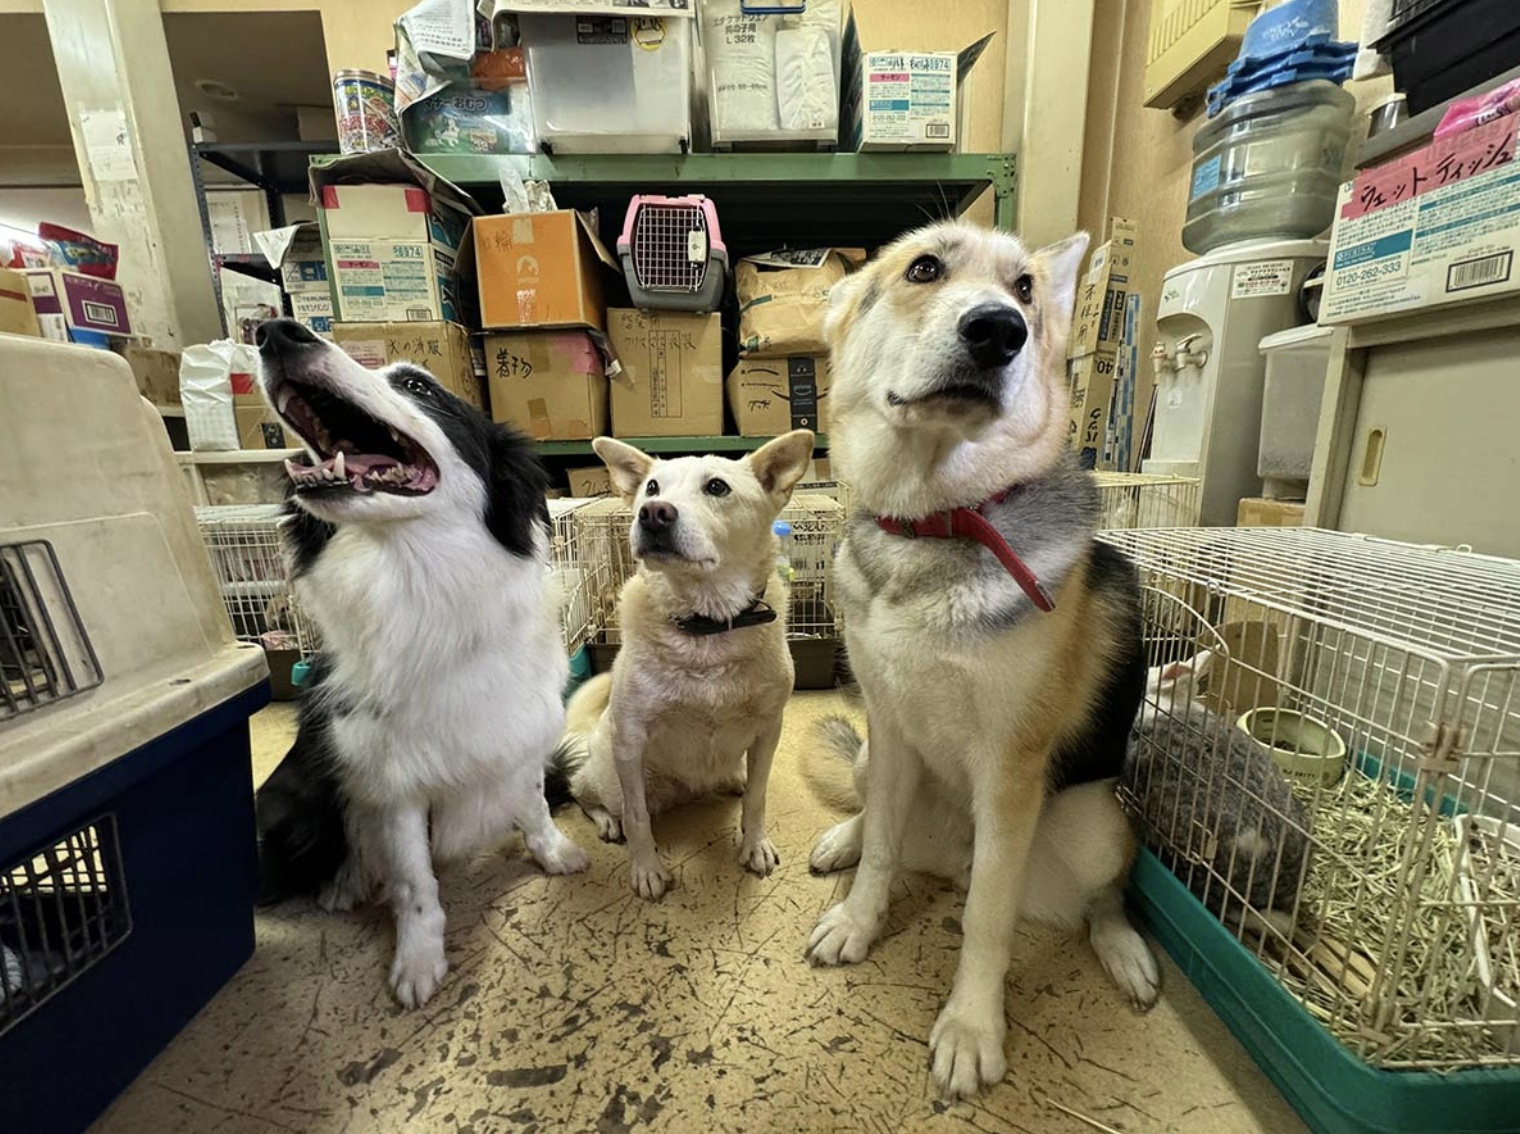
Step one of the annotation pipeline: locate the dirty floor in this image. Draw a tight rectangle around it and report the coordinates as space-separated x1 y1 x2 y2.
93 692 1309 1134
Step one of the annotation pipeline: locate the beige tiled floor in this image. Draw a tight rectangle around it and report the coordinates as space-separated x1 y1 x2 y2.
93 692 1308 1134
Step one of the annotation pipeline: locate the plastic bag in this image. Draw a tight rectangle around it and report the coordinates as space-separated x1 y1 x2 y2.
1435 78 1520 141
181 339 259 452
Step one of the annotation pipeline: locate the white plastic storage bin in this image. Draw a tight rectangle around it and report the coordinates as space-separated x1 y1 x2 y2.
0 336 268 1134
519 11 694 154
1257 323 1332 498
702 0 843 150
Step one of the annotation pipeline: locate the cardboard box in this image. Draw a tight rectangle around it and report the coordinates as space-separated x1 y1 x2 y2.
0 267 42 337
1069 218 1139 361
736 248 865 357
483 330 608 440
290 290 335 339
1067 351 1117 469
1322 117 1520 324
24 268 132 336
726 356 830 436
235 405 295 450
1237 497 1305 528
321 182 467 323
115 345 182 405
332 321 485 412
607 310 723 437
567 466 613 498
281 227 328 293
472 211 618 331
841 10 994 152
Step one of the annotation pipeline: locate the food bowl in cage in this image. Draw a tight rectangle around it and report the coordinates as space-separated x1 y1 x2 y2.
617 195 728 312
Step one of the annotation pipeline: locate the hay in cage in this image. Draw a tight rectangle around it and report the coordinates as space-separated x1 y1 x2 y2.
1105 527 1520 1071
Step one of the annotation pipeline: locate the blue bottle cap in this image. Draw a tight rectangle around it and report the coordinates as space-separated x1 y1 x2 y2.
773 521 792 537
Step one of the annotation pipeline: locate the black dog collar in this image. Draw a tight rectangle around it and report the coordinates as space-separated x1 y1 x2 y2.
671 597 778 637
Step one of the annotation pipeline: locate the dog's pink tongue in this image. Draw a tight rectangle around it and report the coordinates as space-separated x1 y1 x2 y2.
342 453 401 475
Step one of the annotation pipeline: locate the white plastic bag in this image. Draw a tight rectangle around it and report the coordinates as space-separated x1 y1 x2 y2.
181 339 258 451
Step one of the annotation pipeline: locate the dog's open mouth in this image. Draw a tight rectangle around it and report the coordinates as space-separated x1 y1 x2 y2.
275 383 439 496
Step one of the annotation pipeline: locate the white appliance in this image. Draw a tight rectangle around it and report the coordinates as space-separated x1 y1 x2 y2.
1145 239 1326 525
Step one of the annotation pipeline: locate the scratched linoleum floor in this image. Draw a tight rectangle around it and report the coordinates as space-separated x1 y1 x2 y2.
93 692 1308 1134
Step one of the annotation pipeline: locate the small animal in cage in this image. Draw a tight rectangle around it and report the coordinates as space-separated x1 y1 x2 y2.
1126 651 1312 934
553 431 816 900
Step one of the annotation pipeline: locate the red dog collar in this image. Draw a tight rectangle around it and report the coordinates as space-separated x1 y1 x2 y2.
875 487 1055 613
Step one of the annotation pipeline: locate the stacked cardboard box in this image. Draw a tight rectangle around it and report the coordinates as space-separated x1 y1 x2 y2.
1066 218 1139 469
279 226 333 339
726 249 859 437
475 210 621 440
0 268 42 338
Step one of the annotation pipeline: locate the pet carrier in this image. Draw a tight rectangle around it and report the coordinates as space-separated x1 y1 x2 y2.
195 505 319 698
572 494 846 688
1090 470 1202 530
0 337 268 1134
617 195 729 313
1102 526 1520 1134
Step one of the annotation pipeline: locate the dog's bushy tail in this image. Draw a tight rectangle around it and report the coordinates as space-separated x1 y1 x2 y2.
543 735 586 810
803 714 866 813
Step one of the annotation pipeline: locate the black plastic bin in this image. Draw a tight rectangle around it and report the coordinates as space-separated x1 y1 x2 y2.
1377 0 1520 115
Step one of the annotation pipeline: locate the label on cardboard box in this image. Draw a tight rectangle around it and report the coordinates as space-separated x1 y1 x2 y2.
726 356 831 436
290 290 334 337
1069 219 1138 360
1323 118 1520 323
566 466 613 498
1067 352 1116 469
331 239 447 322
332 321 484 410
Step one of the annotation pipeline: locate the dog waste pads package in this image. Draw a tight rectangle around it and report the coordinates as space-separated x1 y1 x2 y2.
182 340 259 451
607 310 723 438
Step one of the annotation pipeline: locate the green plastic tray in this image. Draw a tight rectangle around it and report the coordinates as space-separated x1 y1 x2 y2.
1129 850 1520 1133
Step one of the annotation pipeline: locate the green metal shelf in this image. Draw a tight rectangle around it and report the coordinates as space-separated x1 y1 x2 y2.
410 152 1017 246
535 433 828 458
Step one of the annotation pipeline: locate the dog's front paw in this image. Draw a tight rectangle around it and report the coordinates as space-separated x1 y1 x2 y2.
390 942 448 1010
929 1003 1007 1099
629 854 672 901
537 836 590 876
806 902 877 966
318 860 369 912
739 836 780 876
809 818 862 874
587 806 624 844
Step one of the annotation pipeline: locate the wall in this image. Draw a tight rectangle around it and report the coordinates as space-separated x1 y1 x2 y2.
1077 0 1391 445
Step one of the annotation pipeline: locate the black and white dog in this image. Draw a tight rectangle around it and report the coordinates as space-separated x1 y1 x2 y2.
252 319 586 1009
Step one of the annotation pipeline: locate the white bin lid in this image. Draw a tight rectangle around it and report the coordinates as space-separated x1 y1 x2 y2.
1259 323 1334 355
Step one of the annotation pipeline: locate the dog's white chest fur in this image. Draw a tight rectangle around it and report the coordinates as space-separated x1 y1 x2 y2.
298 518 567 805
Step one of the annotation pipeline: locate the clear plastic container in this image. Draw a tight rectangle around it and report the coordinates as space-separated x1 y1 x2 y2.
1183 80 1355 255
518 13 693 154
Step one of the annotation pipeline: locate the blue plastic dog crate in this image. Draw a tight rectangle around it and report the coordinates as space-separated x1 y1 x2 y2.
1 335 272 1133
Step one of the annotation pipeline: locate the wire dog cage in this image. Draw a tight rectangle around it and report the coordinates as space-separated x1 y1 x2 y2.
570 495 847 684
549 498 599 655
1102 526 1520 1076
1091 470 1202 530
194 505 318 659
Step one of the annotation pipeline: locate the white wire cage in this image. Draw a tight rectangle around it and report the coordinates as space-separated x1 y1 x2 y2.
1101 526 1520 1071
549 498 600 655
194 505 319 658
569 494 848 650
1090 470 1202 530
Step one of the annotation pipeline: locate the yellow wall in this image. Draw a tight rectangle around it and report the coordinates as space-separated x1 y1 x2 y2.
1077 0 1391 440
160 0 407 72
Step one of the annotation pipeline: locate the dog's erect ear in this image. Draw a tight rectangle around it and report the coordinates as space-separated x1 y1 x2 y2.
592 436 654 499
747 429 816 502
822 270 868 348
1035 232 1090 322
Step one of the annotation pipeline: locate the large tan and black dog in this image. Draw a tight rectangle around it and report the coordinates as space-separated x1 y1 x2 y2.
804 223 1160 1098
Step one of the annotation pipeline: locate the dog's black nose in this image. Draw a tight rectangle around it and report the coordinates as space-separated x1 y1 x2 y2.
255 318 319 354
958 304 1028 368
638 501 678 532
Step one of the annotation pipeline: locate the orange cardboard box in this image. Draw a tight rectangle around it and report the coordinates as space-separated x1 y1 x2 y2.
472 210 618 331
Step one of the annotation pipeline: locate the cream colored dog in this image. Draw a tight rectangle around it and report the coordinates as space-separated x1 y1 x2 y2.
804 222 1160 1098
557 431 815 900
